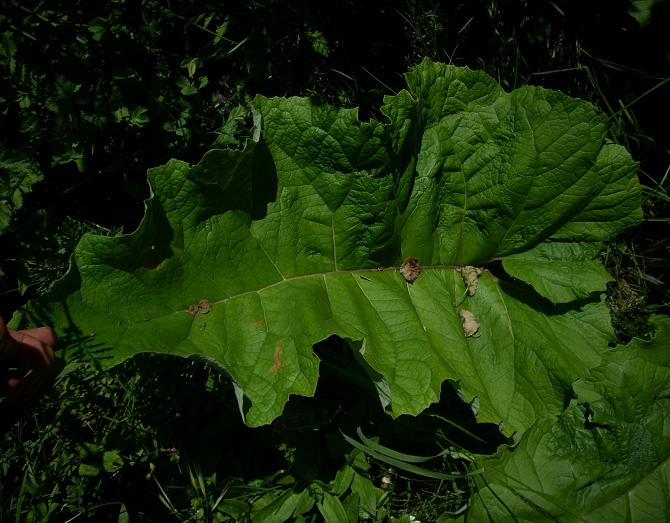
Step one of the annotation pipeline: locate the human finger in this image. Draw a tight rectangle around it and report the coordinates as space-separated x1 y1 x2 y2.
8 328 56 367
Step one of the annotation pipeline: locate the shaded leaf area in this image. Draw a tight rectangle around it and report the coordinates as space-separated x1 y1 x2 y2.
468 316 670 522
13 60 641 431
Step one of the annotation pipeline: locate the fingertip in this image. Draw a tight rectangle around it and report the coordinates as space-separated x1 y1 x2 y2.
30 326 57 349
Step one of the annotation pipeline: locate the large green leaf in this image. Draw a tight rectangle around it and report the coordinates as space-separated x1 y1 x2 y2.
12 59 641 430
468 316 670 522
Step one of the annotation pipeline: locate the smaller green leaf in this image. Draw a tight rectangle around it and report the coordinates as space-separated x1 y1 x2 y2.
214 104 248 146
307 30 330 56
78 463 100 477
117 503 129 523
317 491 351 523
130 106 150 127
218 498 249 520
182 58 200 78
88 24 106 41
292 489 315 517
213 19 229 45
18 94 30 109
252 489 304 522
351 472 381 517
79 441 102 458
332 463 356 496
1 32 17 74
113 106 130 123
176 76 198 96
341 491 360 522
503 242 613 303
103 450 124 473
629 0 661 25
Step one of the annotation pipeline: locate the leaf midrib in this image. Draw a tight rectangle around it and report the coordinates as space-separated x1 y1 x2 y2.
123 263 470 323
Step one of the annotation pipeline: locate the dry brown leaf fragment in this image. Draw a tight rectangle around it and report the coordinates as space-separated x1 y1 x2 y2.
186 304 198 315
457 266 483 296
459 309 480 337
186 299 213 315
198 299 213 314
400 256 421 283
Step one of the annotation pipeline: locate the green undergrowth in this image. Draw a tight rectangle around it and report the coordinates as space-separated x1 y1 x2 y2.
1 1 669 521
1 338 502 521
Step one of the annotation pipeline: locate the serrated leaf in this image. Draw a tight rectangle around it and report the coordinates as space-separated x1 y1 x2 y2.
13 60 641 434
468 316 670 522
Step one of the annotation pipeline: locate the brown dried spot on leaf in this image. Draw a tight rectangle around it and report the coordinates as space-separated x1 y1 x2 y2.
457 266 483 296
400 256 421 283
198 299 212 314
249 319 267 328
459 309 480 337
186 299 213 315
271 340 284 374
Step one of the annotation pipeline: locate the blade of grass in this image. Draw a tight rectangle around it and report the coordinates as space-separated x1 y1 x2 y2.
360 65 397 95
341 430 481 480
609 76 670 120
355 427 450 463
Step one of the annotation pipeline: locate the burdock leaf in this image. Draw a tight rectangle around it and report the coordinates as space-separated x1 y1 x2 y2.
468 316 670 522
13 60 641 431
